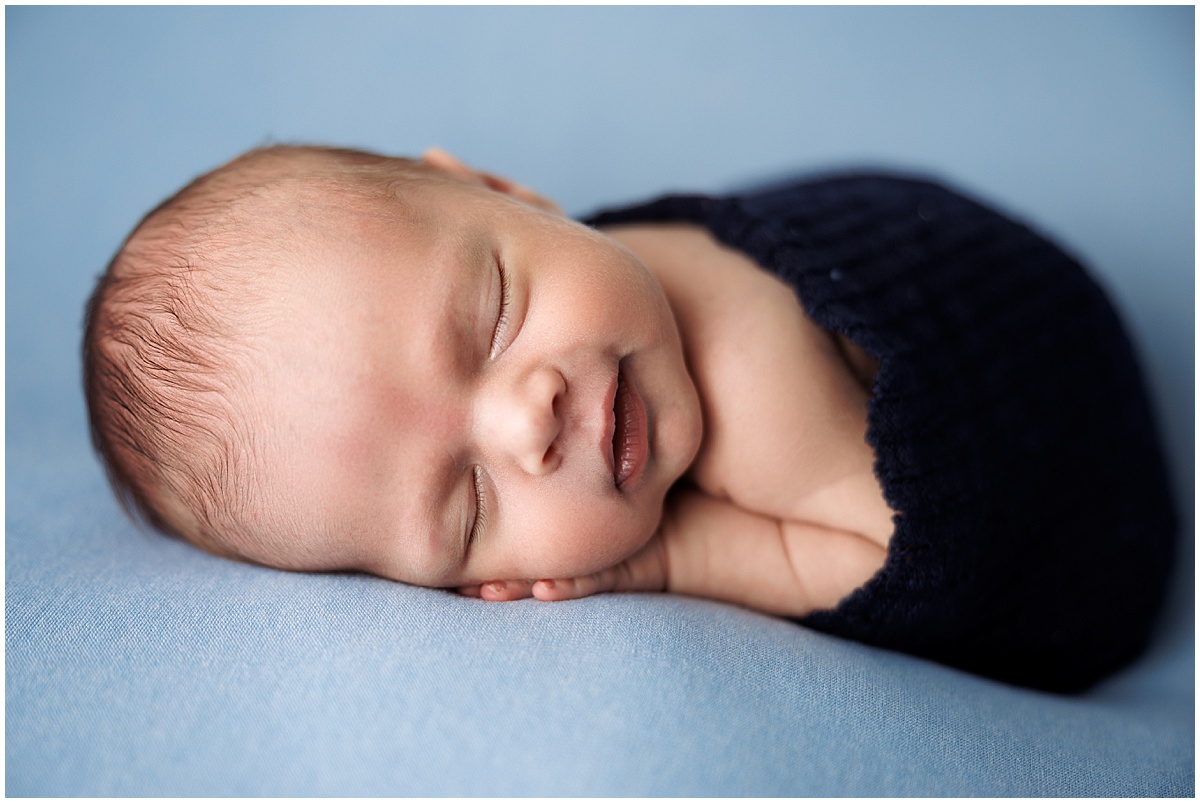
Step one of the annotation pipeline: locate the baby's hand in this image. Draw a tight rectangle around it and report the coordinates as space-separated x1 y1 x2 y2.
457 534 668 603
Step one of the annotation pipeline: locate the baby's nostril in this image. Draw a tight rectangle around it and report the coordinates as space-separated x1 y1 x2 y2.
534 443 560 475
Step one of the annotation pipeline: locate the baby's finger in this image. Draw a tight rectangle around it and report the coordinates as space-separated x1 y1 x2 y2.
532 571 617 601
457 584 483 598
478 579 535 601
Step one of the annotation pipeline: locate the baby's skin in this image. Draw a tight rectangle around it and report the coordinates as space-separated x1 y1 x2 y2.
221 149 895 618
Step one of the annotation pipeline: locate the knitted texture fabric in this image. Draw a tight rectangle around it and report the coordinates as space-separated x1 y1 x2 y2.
585 174 1177 692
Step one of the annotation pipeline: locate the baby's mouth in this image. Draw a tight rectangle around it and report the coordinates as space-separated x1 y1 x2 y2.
612 361 648 491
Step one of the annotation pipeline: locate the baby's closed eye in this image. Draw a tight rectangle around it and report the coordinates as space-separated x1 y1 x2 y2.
489 254 512 358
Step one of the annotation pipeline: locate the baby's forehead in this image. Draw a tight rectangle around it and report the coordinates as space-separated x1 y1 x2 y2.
242 202 474 434
226 165 503 425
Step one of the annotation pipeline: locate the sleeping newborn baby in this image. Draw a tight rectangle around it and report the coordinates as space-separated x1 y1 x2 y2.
84 145 1176 692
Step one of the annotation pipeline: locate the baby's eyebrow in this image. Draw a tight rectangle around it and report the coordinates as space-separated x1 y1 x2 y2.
352 386 468 585
419 427 480 580
376 455 465 586
428 233 493 378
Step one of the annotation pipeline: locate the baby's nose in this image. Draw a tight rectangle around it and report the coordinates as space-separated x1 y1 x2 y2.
481 366 565 476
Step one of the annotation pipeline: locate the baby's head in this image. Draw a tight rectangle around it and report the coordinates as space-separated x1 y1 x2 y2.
84 145 702 588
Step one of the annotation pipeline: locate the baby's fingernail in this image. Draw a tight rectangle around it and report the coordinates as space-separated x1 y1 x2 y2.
541 580 556 590
487 581 507 592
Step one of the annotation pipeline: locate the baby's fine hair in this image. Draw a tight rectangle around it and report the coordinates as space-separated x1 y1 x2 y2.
83 144 432 558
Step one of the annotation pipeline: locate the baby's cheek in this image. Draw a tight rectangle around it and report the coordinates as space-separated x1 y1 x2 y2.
573 506 659 575
520 505 650 579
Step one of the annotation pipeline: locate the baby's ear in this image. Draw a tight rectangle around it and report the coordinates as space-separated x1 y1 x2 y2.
421 148 564 216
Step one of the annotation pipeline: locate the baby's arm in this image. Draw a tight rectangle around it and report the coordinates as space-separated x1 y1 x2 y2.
655 488 886 615
462 486 885 617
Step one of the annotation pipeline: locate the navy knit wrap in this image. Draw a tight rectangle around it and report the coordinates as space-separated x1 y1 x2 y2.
586 174 1177 692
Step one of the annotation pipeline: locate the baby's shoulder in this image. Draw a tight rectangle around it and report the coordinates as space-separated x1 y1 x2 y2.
606 222 893 543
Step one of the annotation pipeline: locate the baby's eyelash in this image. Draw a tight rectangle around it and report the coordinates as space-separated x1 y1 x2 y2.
490 257 511 357
469 465 487 545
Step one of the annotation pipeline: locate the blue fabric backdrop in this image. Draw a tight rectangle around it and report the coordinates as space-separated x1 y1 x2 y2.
7 6 1194 795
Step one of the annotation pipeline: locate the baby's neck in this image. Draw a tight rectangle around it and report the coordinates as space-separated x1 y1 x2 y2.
603 222 877 393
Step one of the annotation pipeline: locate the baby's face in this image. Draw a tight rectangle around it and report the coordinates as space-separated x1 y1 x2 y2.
237 169 702 588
